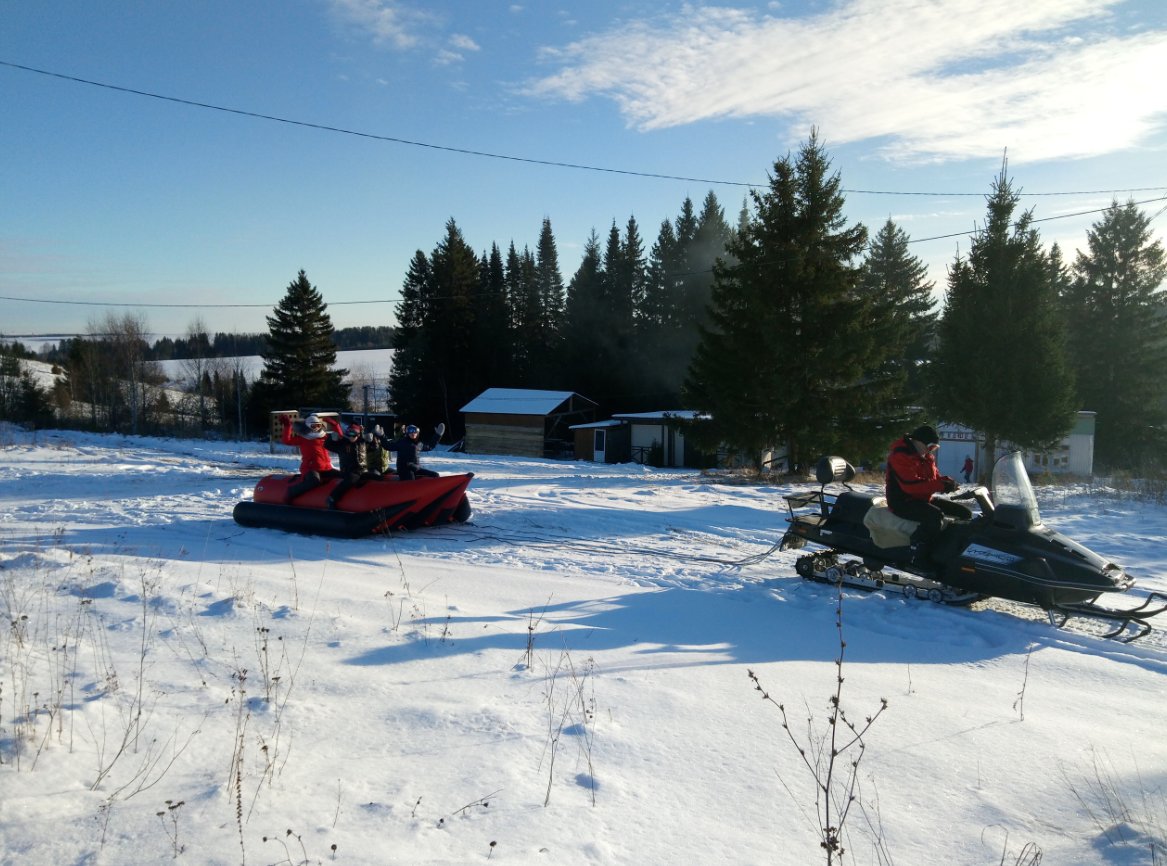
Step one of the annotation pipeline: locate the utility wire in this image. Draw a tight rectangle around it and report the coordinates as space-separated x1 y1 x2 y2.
0 294 390 308
3 60 1164 198
6 191 1163 311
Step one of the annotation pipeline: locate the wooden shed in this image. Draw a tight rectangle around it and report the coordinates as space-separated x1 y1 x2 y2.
460 388 598 458
570 419 630 463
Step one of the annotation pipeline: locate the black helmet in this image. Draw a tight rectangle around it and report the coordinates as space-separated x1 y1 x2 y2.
406 424 419 435
909 424 940 446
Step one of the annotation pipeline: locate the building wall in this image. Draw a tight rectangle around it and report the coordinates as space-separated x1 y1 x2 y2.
629 422 689 467
465 417 545 457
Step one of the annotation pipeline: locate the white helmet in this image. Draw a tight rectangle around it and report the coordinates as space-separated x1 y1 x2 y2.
304 413 322 429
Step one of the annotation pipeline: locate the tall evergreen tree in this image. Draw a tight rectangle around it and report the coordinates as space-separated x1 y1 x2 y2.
562 230 607 401
637 194 733 408
930 164 1075 471
389 251 433 418
253 270 349 422
475 243 513 388
530 218 566 387
857 218 937 417
425 219 482 428
684 132 870 468
1063 200 1167 468
506 242 541 386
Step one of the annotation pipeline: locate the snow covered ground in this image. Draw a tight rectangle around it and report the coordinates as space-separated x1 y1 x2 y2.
1 424 1165 865
156 349 395 388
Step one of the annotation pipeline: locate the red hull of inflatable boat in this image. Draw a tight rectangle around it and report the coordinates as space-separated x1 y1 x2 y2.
232 473 473 537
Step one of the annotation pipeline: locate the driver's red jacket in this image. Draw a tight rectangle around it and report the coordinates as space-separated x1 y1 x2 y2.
885 436 949 513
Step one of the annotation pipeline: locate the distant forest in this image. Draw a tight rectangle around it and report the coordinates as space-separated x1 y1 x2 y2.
30 325 396 364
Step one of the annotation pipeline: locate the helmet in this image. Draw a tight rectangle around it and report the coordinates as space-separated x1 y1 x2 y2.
346 423 363 438
405 424 419 436
304 413 322 430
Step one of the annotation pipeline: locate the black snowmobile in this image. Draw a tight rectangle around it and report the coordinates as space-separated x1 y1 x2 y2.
779 451 1166 640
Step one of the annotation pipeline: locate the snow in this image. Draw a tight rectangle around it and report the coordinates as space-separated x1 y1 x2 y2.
1 424 1165 865
156 349 396 386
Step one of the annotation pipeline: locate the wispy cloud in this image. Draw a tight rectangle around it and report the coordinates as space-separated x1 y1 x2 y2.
328 0 424 50
526 0 1167 163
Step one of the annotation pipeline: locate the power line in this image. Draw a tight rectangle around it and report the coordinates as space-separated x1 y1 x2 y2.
3 59 1165 198
904 194 1167 245
8 192 1162 308
0 294 393 309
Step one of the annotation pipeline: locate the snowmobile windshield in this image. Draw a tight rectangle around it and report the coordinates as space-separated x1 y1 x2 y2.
990 452 1041 527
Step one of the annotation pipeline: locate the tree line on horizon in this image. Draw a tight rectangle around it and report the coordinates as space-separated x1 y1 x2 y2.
3 132 1164 472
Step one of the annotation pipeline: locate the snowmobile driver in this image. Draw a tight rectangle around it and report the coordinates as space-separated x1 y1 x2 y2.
885 424 971 562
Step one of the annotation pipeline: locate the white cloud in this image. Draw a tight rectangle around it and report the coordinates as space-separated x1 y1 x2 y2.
525 0 1167 163
449 33 480 53
328 0 421 49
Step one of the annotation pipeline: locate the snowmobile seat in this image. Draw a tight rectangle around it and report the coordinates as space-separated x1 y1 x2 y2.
824 491 876 535
863 499 919 549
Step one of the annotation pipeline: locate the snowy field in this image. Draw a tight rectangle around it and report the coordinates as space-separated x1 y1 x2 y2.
157 349 395 387
1 425 1166 865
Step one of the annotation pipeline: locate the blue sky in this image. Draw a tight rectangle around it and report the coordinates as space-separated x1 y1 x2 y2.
2 0 1166 345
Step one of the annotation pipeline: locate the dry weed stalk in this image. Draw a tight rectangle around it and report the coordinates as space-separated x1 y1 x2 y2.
749 583 887 864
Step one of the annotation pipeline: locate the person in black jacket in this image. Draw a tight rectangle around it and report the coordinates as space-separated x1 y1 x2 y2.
323 421 367 509
381 422 444 481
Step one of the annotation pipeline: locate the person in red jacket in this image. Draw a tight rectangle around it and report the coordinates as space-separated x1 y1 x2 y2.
281 413 340 503
885 424 970 559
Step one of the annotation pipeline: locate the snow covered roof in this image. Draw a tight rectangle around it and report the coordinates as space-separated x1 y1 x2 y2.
612 410 706 422
460 388 594 416
569 419 623 430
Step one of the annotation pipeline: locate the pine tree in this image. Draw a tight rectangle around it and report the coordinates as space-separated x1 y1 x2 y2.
506 242 540 385
684 132 870 468
930 163 1075 470
636 194 733 408
857 219 937 421
562 229 606 401
425 219 482 426
475 243 512 388
389 251 432 419
529 218 565 387
1063 200 1167 468
253 270 349 421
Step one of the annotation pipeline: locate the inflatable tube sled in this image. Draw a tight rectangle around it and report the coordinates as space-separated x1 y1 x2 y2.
233 473 474 538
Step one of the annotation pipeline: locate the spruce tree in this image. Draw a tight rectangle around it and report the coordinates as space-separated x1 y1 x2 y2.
1063 200 1167 468
930 164 1075 470
562 230 607 401
507 242 540 386
530 218 566 387
389 253 432 419
254 270 350 419
857 219 937 423
475 243 512 388
684 132 870 468
637 194 732 408
424 219 482 426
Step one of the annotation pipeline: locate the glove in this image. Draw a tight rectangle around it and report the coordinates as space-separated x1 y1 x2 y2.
435 422 446 436
374 425 384 437
942 476 957 493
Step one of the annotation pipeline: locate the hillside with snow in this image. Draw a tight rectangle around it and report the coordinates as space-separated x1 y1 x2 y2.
1 425 1165 865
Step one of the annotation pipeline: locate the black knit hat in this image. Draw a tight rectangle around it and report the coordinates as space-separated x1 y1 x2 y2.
909 424 940 446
